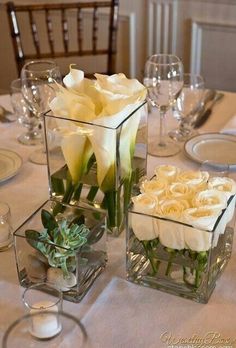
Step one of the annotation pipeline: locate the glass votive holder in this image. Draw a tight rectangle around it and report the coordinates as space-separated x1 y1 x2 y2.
2 311 87 347
200 160 230 177
22 282 63 339
0 202 13 251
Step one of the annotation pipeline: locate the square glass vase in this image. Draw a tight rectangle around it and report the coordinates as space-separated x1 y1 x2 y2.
14 200 107 303
44 101 148 237
126 195 236 303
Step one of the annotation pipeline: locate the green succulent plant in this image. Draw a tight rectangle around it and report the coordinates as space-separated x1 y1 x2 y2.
25 209 90 277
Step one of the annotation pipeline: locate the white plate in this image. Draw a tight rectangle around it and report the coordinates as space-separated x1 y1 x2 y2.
0 148 23 183
184 133 236 169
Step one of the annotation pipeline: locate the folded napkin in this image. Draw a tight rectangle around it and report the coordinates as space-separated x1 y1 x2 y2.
220 115 236 135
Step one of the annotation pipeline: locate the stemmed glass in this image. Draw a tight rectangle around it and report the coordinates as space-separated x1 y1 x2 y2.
144 54 184 157
169 73 205 142
10 78 41 145
21 60 62 164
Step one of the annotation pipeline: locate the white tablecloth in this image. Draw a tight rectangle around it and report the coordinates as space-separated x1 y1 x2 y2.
0 92 236 348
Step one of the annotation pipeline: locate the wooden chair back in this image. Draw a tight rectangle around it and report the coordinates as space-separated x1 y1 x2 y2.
6 1 119 76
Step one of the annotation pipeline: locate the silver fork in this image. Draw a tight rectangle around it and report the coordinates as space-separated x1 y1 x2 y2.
0 105 15 123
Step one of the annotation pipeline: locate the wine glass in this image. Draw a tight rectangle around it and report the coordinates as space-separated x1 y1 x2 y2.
169 73 205 142
144 54 184 157
10 78 41 145
21 60 62 164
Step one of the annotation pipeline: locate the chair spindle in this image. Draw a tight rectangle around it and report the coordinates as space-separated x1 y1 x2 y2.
45 9 54 55
92 6 98 53
28 10 40 57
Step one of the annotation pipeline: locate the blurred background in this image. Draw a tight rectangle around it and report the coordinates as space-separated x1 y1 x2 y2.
1 0 236 92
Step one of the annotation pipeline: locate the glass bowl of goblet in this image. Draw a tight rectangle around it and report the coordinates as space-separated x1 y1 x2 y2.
169 73 205 142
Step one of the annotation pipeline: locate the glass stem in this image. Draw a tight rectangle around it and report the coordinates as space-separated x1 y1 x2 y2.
159 109 166 147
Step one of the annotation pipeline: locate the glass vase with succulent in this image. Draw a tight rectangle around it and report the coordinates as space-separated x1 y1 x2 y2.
14 200 107 302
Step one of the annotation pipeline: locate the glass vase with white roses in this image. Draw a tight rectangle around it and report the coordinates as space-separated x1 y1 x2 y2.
127 165 236 303
44 66 148 236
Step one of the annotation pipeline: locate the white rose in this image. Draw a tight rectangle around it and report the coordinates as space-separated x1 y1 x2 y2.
131 193 158 241
155 165 179 183
192 189 228 210
155 199 188 250
183 207 222 231
167 182 195 203
183 207 222 251
155 199 189 220
176 170 209 190
208 177 236 200
140 178 168 198
212 195 236 248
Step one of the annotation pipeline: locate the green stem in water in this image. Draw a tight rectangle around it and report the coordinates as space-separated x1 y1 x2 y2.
73 183 83 200
100 195 108 209
123 170 135 211
141 240 159 276
104 191 116 228
195 251 208 288
51 176 65 195
53 179 75 216
104 189 122 229
87 186 99 202
165 248 176 276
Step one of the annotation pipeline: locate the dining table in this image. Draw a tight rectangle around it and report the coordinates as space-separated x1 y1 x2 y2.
0 90 236 348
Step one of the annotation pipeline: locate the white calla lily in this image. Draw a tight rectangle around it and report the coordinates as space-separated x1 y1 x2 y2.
94 73 147 114
50 84 96 122
86 102 144 191
61 131 93 184
63 66 103 115
63 65 85 90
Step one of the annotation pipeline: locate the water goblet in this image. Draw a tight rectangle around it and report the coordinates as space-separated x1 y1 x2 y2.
0 201 13 251
169 73 205 142
10 78 41 145
144 54 184 157
21 60 62 164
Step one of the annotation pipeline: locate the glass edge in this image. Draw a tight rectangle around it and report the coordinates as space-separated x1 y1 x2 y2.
127 194 236 233
44 100 147 130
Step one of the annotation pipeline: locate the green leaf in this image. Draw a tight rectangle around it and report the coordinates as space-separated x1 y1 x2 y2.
25 229 41 250
41 209 58 236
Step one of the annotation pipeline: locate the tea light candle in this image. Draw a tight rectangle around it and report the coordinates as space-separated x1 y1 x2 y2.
30 300 62 339
0 223 11 248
